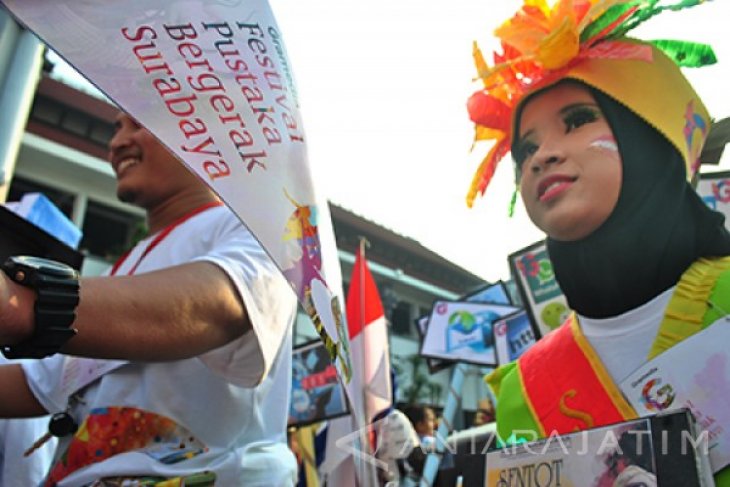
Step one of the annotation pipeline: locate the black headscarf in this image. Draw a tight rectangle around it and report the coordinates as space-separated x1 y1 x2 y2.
517 82 730 318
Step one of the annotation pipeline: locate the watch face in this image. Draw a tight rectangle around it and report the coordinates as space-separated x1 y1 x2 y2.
13 255 77 277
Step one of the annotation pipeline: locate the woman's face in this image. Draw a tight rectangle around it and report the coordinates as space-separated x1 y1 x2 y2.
515 83 623 241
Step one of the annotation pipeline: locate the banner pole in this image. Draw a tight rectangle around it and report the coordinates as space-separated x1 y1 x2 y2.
419 363 467 487
0 9 44 202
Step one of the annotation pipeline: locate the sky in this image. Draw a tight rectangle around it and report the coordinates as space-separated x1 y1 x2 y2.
50 0 730 283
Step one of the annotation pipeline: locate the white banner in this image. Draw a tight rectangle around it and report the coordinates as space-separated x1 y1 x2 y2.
0 0 352 382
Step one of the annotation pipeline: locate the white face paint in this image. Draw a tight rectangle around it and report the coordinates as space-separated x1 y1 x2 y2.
589 136 619 153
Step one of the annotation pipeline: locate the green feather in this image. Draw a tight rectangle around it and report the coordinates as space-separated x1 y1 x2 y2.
614 0 708 38
650 39 717 67
508 185 518 218
580 1 642 44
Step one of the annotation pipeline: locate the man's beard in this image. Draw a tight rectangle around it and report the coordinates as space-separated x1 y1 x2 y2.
117 188 139 204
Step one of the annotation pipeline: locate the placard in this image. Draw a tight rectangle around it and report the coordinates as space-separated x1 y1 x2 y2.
289 340 349 427
450 410 714 487
620 317 730 474
462 280 513 306
420 301 519 367
493 310 536 365
508 240 570 338
416 281 516 372
697 170 730 230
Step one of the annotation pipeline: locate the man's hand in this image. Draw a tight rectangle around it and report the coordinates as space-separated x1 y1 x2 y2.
0 271 35 346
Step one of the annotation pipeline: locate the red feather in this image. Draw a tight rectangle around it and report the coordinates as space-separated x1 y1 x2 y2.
467 92 512 131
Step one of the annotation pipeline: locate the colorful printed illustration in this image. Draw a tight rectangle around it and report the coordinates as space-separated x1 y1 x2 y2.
593 423 657 487
422 301 519 366
444 309 501 353
697 174 730 239
281 190 324 302
281 192 351 381
712 179 730 205
702 177 730 212
540 301 570 330
684 100 709 173
486 419 658 487
93 471 217 486
510 241 571 338
621 321 730 474
445 311 483 353
640 378 676 412
516 248 562 304
416 282 514 373
289 341 348 426
46 407 207 486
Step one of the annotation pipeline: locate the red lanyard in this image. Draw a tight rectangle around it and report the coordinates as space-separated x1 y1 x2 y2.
110 201 224 276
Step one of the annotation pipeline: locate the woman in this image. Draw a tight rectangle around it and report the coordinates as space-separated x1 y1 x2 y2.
465 0 730 484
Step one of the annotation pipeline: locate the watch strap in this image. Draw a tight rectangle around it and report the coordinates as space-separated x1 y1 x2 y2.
2 257 79 359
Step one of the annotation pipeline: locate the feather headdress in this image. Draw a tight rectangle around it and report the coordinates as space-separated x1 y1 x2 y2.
466 0 716 208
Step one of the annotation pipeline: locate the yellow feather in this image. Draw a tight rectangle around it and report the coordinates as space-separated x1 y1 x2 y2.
526 0 551 16
475 126 505 143
466 138 505 208
537 16 580 69
472 41 490 87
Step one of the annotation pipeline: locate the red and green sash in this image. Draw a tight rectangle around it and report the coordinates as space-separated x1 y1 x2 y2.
516 316 637 437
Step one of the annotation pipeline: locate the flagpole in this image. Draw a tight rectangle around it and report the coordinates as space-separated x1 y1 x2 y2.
356 237 379 487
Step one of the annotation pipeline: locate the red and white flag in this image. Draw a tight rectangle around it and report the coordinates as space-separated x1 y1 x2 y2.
347 243 392 421
321 242 392 485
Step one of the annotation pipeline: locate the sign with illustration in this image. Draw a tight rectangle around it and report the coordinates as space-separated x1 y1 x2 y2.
485 419 658 487
508 240 571 338
493 310 536 365
482 410 712 487
289 340 349 427
463 280 513 306
1 0 352 385
620 318 730 474
697 171 730 230
420 300 519 367
416 281 515 372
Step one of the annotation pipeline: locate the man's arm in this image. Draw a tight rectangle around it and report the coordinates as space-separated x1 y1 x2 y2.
1 261 250 362
0 364 48 418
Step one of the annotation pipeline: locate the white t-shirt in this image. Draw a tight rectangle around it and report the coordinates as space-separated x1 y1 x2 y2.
0 357 57 487
578 287 674 383
23 206 298 486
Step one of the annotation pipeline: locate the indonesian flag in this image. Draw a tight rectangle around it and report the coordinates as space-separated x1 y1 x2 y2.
347 243 392 421
320 243 392 485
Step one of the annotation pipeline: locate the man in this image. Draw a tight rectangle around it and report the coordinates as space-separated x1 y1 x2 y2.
0 113 298 486
472 398 495 427
402 405 436 449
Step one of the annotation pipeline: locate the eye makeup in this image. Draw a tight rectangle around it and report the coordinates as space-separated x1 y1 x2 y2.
562 104 601 132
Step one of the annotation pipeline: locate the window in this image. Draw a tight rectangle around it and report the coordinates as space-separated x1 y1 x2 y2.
390 301 412 336
79 200 145 262
7 176 75 217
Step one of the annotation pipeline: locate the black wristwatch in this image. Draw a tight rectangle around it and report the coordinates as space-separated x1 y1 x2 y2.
1 256 80 359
